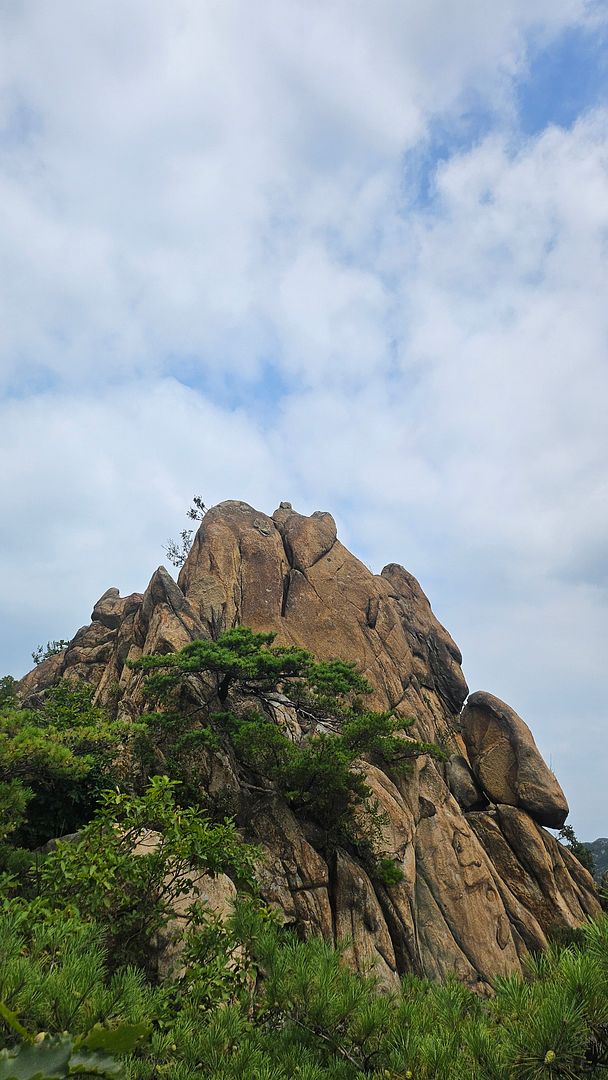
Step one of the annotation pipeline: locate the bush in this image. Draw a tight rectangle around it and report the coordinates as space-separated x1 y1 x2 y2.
0 680 142 850
35 775 256 976
31 640 70 665
128 626 368 706
3 893 608 1079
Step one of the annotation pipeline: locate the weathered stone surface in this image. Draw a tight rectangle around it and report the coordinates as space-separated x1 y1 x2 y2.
446 754 487 811
18 649 68 703
248 799 334 942
381 564 469 716
413 760 521 986
178 501 288 635
17 499 600 986
272 507 337 572
92 587 142 629
333 851 399 989
461 691 569 828
175 502 473 745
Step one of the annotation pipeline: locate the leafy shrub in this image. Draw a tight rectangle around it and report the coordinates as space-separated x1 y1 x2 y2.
4 896 608 1079
36 776 256 976
31 640 70 665
0 679 143 850
128 626 368 707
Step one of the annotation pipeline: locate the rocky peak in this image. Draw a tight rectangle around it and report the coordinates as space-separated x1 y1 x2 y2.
19 499 600 989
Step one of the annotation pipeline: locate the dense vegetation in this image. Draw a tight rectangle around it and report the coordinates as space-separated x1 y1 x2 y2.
2 804 608 1078
1 629 607 1078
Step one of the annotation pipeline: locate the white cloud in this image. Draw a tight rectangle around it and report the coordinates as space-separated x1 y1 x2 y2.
1 1 607 834
0 379 287 671
0 0 599 387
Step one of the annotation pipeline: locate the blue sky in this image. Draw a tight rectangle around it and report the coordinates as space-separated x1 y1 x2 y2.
518 22 607 132
0 0 607 838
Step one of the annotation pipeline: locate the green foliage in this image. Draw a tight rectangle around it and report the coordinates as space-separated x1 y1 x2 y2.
163 528 195 569
35 776 256 975
341 709 447 766
31 641 70 665
373 857 404 887
292 657 373 714
0 906 154 1077
0 783 32 844
0 680 17 710
163 496 207 567
222 707 377 848
0 1027 146 1079
128 626 370 709
211 711 344 850
1 630 606 1079
0 680 141 849
4 895 608 1080
0 907 159 1041
129 626 314 703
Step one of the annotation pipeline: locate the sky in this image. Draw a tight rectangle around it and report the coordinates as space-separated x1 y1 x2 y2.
1 1 607 838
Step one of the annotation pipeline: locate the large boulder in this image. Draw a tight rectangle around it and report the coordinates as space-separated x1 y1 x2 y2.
460 691 569 828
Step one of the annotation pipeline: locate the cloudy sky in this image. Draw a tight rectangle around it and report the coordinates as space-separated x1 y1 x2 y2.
1 1 607 837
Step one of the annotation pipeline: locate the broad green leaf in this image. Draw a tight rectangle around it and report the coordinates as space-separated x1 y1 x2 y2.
67 1048 124 1076
0 1036 71 1079
79 1024 149 1055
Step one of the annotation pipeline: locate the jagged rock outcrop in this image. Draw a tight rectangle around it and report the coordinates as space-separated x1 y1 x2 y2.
19 499 600 989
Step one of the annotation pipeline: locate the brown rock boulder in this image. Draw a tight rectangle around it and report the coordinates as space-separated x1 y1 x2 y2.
92 587 142 630
272 506 338 572
460 691 569 828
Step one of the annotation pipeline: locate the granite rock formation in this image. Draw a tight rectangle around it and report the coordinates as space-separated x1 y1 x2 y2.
19 500 600 990
460 691 569 829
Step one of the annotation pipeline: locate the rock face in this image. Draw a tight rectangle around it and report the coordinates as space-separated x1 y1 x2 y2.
20 499 600 989
461 692 569 829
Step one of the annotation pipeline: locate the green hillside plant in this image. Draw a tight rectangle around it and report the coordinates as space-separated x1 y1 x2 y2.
2 877 608 1079
0 679 142 854
34 776 256 975
31 640 70 665
4 628 606 1077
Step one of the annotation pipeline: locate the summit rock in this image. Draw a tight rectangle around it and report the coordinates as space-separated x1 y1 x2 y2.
19 500 600 989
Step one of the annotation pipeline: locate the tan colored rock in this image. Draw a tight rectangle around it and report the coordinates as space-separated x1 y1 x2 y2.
446 754 487 810
18 649 67 703
332 851 399 990
178 501 288 635
381 564 469 716
272 507 337 572
175 502 471 745
92 587 142 630
460 691 569 828
414 761 522 985
248 799 334 941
